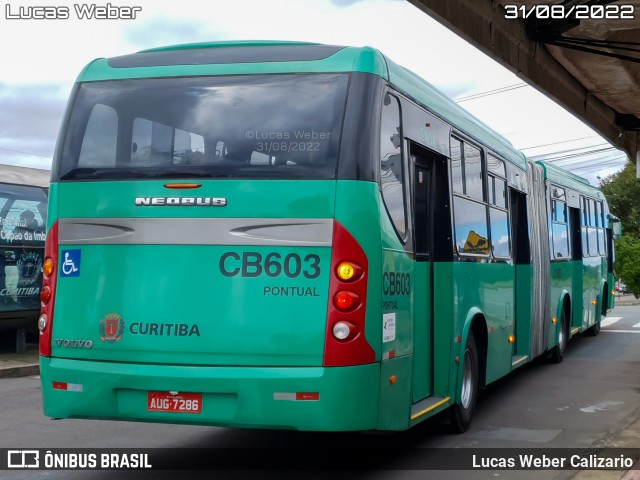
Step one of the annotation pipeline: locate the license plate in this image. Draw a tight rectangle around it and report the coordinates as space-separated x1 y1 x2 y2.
147 392 202 414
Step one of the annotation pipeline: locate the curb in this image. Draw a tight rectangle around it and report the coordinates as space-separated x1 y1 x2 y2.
0 364 39 379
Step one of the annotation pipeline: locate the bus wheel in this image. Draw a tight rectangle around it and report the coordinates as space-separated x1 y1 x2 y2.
451 332 478 433
586 320 601 337
550 310 567 364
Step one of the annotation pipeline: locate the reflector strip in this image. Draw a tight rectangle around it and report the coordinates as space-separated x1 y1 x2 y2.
273 392 320 401
296 392 319 401
52 382 83 392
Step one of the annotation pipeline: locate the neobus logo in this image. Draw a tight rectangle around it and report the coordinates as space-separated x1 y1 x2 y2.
134 197 227 207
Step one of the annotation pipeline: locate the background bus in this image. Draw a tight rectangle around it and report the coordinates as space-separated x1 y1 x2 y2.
39 42 617 432
0 164 49 351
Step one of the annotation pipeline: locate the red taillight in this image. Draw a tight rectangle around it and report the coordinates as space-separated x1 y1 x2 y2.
323 220 375 366
334 291 360 311
39 221 59 357
40 286 52 304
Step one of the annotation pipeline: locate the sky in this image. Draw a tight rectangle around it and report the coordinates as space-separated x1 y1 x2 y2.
0 0 628 185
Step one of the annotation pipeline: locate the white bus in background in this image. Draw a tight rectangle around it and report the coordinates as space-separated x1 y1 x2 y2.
0 165 49 351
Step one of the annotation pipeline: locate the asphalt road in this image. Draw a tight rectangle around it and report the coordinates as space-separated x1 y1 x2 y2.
1 304 639 479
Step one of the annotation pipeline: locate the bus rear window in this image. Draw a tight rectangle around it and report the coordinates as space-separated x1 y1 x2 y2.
56 74 349 181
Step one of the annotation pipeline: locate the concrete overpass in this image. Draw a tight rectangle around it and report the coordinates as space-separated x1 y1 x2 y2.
408 0 640 169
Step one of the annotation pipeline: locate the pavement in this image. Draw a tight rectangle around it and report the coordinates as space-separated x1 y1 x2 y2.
0 341 39 378
614 293 640 307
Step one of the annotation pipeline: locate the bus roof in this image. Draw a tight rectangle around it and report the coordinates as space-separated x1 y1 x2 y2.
536 160 605 200
0 164 50 188
78 41 527 171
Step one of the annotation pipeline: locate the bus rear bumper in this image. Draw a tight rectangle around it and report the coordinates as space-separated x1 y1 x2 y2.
40 357 380 431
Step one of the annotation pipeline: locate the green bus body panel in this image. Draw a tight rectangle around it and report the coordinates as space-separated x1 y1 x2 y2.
43 179 387 430
432 262 454 398
377 355 412 430
411 261 431 402
515 264 533 358
53 243 331 366
453 262 515 386
607 271 615 311
40 358 380 431
53 180 335 219
46 184 58 230
550 261 574 331
582 257 603 330
50 180 338 367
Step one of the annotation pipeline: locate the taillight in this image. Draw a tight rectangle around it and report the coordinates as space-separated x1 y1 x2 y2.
334 291 360 311
323 220 375 366
39 221 59 357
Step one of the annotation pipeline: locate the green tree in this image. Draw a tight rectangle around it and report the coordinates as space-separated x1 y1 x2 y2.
600 161 640 237
611 236 640 297
600 161 640 295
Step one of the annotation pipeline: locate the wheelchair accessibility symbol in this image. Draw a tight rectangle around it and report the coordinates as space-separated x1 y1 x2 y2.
60 249 81 277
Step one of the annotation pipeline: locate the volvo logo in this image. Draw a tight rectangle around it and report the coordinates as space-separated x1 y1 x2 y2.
135 197 227 206
54 339 93 349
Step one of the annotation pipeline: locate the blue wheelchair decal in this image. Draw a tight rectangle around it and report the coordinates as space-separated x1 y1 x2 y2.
60 249 81 277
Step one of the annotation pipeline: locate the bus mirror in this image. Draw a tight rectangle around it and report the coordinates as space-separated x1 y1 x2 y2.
612 221 621 240
607 213 621 239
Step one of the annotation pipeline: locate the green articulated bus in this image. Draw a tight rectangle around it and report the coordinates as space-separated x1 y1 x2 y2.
40 41 619 432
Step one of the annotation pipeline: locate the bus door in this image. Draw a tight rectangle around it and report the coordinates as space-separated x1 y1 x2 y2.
568 205 583 328
510 188 532 361
410 143 451 403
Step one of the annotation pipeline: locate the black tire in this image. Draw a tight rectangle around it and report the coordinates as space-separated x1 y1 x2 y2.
587 294 604 337
586 319 601 337
450 332 479 433
550 309 567 363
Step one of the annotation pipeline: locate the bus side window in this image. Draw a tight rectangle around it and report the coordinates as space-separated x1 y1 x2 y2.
487 155 509 258
380 93 406 238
